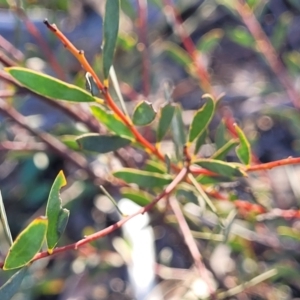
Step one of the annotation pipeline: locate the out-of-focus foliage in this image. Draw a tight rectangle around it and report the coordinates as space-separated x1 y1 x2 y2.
1 0 300 299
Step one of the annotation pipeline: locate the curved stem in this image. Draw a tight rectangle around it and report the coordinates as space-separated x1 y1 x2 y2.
0 166 188 268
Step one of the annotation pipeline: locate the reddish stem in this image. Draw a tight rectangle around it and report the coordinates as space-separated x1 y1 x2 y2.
136 0 151 97
0 166 188 268
11 7 66 80
236 0 300 109
162 0 213 94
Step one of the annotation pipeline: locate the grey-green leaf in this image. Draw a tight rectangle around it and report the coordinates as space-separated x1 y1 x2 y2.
194 129 207 154
157 103 175 142
171 105 186 160
193 159 246 177
114 168 173 188
0 268 27 300
77 134 131 153
189 94 215 142
212 139 239 160
103 0 120 80
91 106 134 139
0 190 13 246
46 171 69 253
5 67 95 102
132 101 156 126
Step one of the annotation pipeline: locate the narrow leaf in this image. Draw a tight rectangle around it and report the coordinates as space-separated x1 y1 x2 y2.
157 103 175 142
197 29 224 54
91 106 134 139
227 26 255 48
100 185 124 216
193 159 246 177
171 105 186 160
5 67 95 102
103 0 120 80
113 168 172 188
77 134 131 153
211 139 239 160
0 267 27 300
162 41 192 68
197 175 232 185
46 171 69 253
0 191 13 246
4 217 48 270
234 124 251 165
189 94 215 142
120 187 153 207
132 101 156 126
144 160 167 174
194 129 207 154
215 120 227 149
270 12 291 50
60 135 80 151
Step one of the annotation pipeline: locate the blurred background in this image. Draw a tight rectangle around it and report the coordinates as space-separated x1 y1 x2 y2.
1 0 300 299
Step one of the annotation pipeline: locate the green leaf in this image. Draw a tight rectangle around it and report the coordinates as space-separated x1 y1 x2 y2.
215 120 228 149
0 267 27 300
212 139 239 160
3 217 48 270
120 187 153 206
197 175 232 185
277 226 300 241
157 103 176 142
162 41 192 68
5 67 95 102
60 135 80 151
103 0 120 80
0 190 13 246
227 26 255 48
193 159 246 177
76 134 131 153
189 94 215 142
216 0 238 13
46 171 69 254
283 51 300 76
234 124 251 165
197 29 224 54
246 0 258 8
176 185 198 205
270 12 291 50
91 106 134 139
117 32 137 51
132 101 156 126
144 160 167 174
113 169 173 188
194 129 207 154
171 104 186 160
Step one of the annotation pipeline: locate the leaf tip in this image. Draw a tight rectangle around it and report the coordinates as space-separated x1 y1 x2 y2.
58 170 67 187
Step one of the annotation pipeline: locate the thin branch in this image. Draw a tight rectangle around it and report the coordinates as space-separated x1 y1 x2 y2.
0 90 16 98
0 35 24 62
0 165 188 268
213 268 277 300
0 70 102 133
169 196 216 296
162 0 213 94
247 157 300 172
0 141 46 151
8 5 66 80
0 50 18 67
43 19 167 162
136 0 151 97
236 0 300 109
0 98 104 185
